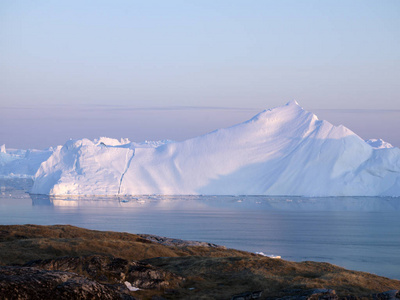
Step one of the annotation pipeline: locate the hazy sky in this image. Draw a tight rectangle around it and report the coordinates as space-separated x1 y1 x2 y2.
1 1 399 148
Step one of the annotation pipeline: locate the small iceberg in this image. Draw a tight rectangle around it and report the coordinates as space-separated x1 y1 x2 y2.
256 252 281 259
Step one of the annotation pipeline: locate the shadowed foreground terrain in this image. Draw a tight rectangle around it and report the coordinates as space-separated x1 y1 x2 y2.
0 225 399 299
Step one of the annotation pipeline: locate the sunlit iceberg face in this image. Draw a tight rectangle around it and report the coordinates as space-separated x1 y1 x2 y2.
29 101 400 197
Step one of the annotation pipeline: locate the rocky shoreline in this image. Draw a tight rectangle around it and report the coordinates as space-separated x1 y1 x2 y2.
0 225 399 299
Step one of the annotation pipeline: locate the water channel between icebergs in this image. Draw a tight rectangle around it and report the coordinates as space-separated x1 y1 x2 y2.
1 178 399 280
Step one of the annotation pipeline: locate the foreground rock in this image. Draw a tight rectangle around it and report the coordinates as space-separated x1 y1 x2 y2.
272 288 338 300
0 266 135 300
1 225 400 299
138 233 226 249
373 290 400 300
25 255 183 290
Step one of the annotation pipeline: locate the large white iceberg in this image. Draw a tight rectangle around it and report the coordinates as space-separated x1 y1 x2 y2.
25 101 400 196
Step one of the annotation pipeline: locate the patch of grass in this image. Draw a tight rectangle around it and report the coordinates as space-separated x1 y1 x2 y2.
0 224 251 267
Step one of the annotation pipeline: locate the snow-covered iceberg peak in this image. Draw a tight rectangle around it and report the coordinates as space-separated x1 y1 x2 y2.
94 137 131 147
31 101 400 196
365 139 393 149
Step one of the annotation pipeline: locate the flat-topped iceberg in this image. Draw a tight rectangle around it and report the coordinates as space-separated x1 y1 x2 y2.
28 101 400 196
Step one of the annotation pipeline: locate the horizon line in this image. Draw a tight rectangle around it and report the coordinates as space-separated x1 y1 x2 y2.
1 104 400 113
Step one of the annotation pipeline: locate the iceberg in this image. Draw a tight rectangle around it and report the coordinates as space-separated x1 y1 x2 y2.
14 101 400 196
0 146 53 179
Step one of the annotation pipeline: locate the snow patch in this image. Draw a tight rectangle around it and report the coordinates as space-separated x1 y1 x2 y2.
124 281 140 291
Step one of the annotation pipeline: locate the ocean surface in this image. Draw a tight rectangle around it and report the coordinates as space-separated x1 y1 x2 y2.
1 178 399 280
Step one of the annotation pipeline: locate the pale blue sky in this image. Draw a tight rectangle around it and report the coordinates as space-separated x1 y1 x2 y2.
1 1 399 148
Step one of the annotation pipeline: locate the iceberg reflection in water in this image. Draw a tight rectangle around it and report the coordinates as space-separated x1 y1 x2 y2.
31 194 400 212
1 183 399 280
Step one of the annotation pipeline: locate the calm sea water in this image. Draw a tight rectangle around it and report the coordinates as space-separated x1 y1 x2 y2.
1 178 399 279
